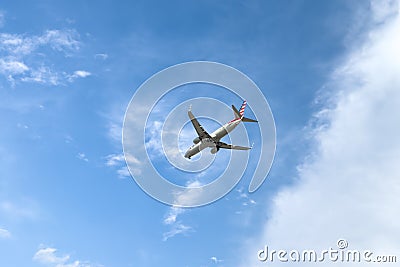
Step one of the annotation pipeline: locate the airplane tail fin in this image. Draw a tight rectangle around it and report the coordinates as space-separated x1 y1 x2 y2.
232 105 241 119
232 100 258 123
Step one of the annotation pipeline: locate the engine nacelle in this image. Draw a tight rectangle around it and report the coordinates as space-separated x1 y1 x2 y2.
210 147 219 154
193 137 200 144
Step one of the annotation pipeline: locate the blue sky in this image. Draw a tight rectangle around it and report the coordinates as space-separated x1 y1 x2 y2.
1 1 400 267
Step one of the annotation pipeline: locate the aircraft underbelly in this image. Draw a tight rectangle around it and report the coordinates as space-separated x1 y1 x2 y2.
212 124 237 141
200 138 216 149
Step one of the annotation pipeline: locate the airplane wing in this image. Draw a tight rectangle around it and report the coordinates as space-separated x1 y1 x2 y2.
217 141 252 150
188 110 212 140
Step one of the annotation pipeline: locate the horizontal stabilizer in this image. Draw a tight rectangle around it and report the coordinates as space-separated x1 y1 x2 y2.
241 117 258 123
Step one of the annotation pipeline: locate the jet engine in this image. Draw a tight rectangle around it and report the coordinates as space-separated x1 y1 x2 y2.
210 147 219 154
193 137 200 144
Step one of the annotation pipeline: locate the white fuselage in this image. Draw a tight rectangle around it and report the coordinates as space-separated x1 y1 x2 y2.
184 118 241 159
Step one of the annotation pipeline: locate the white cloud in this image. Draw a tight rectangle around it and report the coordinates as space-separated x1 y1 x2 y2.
21 66 60 85
67 70 91 82
107 122 122 143
0 228 11 239
241 1 400 266
236 187 257 207
0 58 28 75
33 247 71 266
105 153 125 166
116 166 131 179
144 120 163 158
0 33 34 55
0 30 79 57
162 222 193 242
33 247 96 267
0 29 83 85
104 153 141 178
371 0 399 23
103 104 127 146
73 70 91 78
105 153 141 166
162 180 202 241
64 135 74 144
163 206 185 225
39 30 80 52
210 256 223 263
172 180 205 207
77 153 88 162
94 53 108 60
0 199 38 220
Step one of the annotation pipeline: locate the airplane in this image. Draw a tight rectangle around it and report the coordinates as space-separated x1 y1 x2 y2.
184 100 257 159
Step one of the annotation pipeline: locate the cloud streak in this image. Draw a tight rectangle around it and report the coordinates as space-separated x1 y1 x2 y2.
0 199 38 220
210 256 223 264
0 30 80 56
67 70 91 82
162 180 202 241
0 29 90 85
33 246 99 267
105 153 142 178
0 227 11 239
77 153 89 162
162 223 193 242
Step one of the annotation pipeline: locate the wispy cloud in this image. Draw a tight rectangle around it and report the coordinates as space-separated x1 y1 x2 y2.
0 227 11 239
210 256 223 264
0 58 28 75
33 246 100 267
94 53 108 60
242 1 400 265
144 120 164 159
116 166 131 179
162 222 193 242
67 70 91 82
21 66 60 85
0 199 38 220
0 30 81 58
162 180 201 241
0 29 90 85
33 247 71 266
73 70 91 78
236 187 257 206
172 180 204 207
103 102 142 179
40 30 80 53
103 104 127 146
107 121 122 144
76 152 88 162
163 206 185 225
0 30 79 56
105 153 125 167
104 153 141 178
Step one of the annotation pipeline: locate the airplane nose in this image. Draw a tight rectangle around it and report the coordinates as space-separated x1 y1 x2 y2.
184 150 190 158
184 148 193 159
